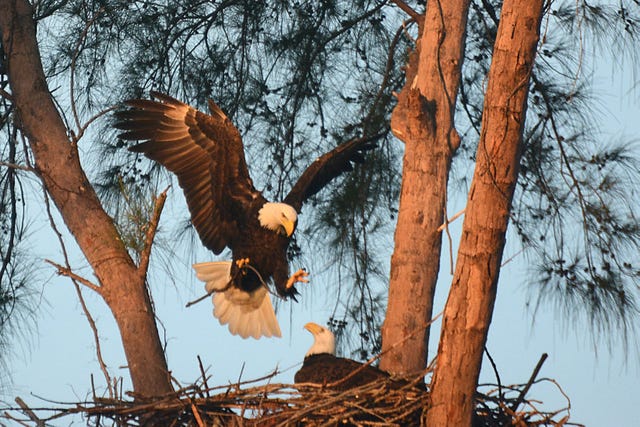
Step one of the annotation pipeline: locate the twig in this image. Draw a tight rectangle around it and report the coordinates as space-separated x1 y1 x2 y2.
75 106 118 142
0 161 34 172
484 347 504 419
390 0 424 27
40 185 113 395
511 353 548 412
197 355 211 398
68 8 104 141
45 259 101 293
15 397 45 427
437 208 465 232
326 311 442 389
0 87 14 102
186 260 276 308
137 188 168 277
185 292 212 308
191 403 205 427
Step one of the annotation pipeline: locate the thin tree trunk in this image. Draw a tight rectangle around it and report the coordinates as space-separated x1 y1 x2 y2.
0 0 172 397
426 1 545 425
380 0 471 375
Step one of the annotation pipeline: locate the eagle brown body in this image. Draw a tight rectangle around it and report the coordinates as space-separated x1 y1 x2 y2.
115 92 378 338
294 322 400 390
294 353 390 390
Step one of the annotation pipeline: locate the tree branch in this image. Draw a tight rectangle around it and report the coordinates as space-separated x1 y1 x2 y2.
0 161 34 172
511 353 548 412
14 397 44 427
390 0 423 27
45 259 101 293
137 188 168 278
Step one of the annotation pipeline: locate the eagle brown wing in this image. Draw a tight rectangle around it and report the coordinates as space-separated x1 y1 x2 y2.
283 133 383 213
294 353 389 390
115 92 260 254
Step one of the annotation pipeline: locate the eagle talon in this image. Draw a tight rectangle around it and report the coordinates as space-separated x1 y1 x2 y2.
236 258 250 269
286 269 309 289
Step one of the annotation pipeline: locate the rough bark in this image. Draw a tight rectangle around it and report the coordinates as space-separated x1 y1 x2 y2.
380 0 470 375
0 0 172 396
426 1 545 425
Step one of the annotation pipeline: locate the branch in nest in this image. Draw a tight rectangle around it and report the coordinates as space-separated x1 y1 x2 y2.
3 369 577 427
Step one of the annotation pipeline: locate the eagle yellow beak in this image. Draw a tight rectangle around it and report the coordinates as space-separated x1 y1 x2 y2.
282 218 295 237
304 322 324 335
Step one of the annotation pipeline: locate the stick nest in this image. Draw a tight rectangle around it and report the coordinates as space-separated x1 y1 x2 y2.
3 372 581 426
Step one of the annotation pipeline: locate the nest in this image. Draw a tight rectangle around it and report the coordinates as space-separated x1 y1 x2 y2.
3 371 580 426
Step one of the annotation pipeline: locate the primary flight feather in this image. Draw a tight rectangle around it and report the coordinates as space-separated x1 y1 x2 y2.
115 92 379 339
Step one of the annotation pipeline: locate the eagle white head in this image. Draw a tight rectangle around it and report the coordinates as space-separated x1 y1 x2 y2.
258 202 298 237
304 322 336 357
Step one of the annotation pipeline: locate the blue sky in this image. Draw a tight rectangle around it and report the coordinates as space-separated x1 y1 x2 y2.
4 35 639 427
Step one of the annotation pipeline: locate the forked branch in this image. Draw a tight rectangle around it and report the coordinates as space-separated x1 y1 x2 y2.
137 188 168 278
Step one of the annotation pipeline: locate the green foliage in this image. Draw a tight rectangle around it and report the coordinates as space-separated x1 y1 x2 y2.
2 0 639 364
460 0 640 347
0 99 36 389
31 0 411 359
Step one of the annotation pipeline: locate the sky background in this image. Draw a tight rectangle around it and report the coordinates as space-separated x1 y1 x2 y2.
3 29 639 427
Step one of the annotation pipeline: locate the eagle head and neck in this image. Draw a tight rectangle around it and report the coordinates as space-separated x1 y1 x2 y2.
304 322 336 357
258 202 298 237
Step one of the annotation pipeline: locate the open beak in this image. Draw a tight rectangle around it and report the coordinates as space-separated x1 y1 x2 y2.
304 322 323 335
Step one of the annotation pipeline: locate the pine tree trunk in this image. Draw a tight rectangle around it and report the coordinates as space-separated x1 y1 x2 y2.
426 1 545 425
380 0 471 375
0 0 172 397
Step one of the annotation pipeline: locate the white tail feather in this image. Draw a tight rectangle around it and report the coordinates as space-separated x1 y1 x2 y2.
192 261 282 339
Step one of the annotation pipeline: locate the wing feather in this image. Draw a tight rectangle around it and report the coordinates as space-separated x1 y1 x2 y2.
284 133 384 212
115 92 259 254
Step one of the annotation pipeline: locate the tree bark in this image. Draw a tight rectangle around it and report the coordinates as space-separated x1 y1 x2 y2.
426 1 545 425
0 0 172 397
380 0 470 375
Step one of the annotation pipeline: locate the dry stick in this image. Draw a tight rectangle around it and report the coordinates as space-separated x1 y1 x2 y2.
185 292 211 308
501 247 525 267
483 347 504 412
138 188 168 277
0 87 14 102
390 0 423 26
197 355 211 398
439 206 465 274
2 411 31 427
0 161 33 172
511 353 548 412
443 202 455 274
256 363 279 417
185 261 275 308
436 208 465 232
190 403 205 427
44 259 100 292
40 185 114 397
14 397 45 427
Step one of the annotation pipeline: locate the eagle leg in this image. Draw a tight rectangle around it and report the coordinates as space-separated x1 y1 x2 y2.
286 269 309 289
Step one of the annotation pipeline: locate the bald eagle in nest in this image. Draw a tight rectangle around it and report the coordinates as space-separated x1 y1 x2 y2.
294 322 394 389
115 92 377 339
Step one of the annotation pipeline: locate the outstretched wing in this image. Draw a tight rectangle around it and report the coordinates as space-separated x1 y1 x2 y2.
115 92 259 254
284 133 383 212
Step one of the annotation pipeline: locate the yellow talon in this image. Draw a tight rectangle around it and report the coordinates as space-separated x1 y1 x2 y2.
286 269 309 289
235 258 250 268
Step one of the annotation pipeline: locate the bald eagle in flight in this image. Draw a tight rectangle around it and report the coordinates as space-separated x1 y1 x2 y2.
294 322 392 389
115 92 377 339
